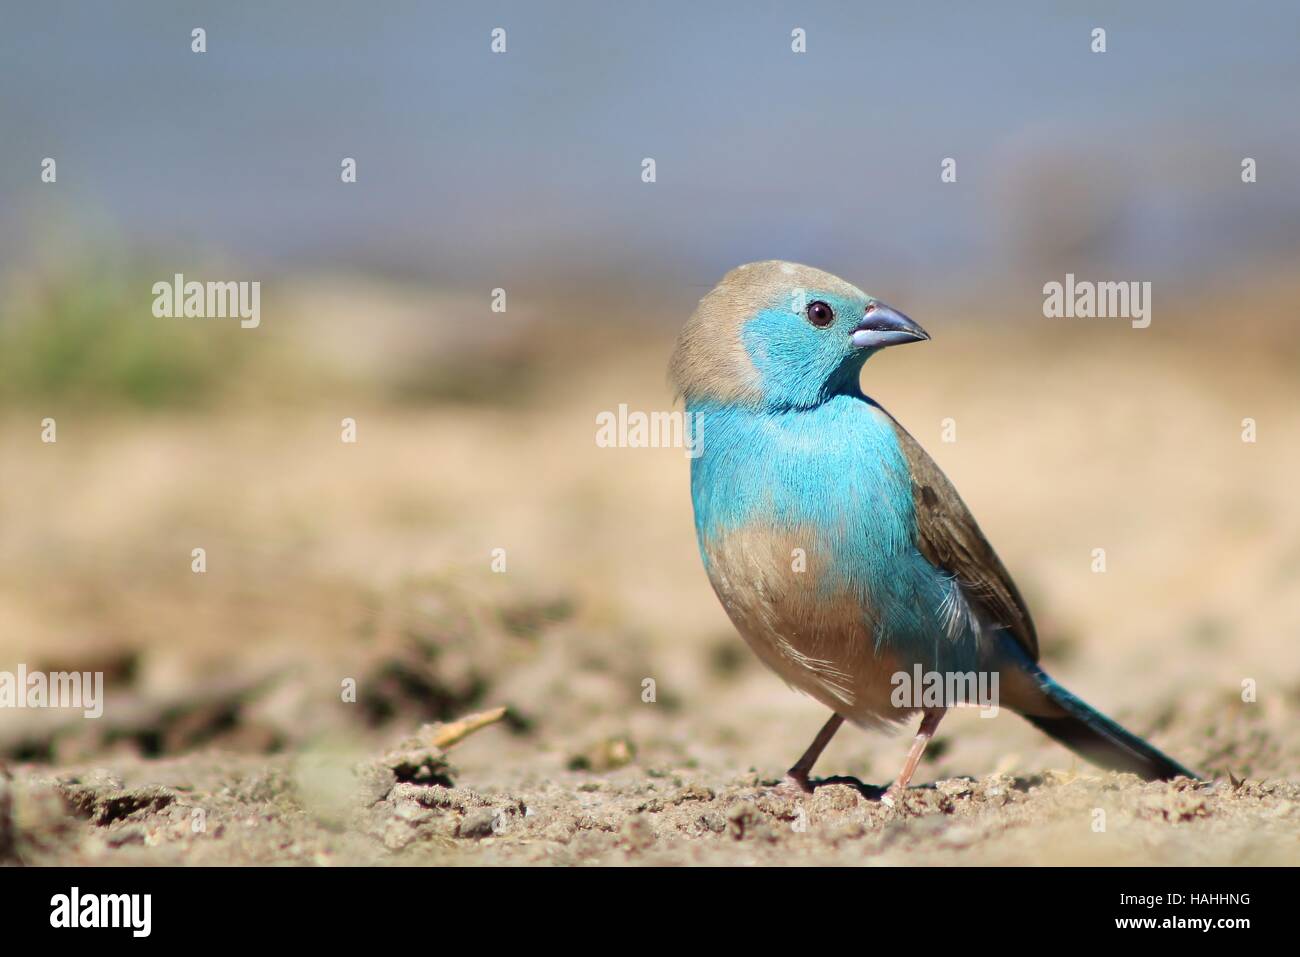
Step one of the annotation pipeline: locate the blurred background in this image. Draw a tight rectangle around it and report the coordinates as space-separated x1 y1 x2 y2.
1 2 1298 861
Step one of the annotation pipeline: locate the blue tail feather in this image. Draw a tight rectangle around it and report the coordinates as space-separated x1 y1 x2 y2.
993 632 1198 781
1020 664 1199 781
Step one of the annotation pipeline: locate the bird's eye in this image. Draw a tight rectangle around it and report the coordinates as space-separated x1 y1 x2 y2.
806 300 834 328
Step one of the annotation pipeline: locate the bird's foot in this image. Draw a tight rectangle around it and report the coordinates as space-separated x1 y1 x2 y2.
880 780 909 807
772 771 815 800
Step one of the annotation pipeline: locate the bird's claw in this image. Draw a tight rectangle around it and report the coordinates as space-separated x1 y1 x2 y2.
772 772 814 799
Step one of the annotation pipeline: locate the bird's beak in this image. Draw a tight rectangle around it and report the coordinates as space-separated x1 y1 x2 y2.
850 302 929 350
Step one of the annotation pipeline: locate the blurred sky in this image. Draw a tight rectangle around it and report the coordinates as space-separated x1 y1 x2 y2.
2 1 1299 304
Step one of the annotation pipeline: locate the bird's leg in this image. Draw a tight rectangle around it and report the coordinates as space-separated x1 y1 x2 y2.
777 713 845 795
893 708 947 790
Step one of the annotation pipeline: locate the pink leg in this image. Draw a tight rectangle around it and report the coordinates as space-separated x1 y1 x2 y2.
894 708 947 790
777 713 845 795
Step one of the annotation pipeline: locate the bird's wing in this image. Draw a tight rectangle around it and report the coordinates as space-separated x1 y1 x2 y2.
886 414 1040 661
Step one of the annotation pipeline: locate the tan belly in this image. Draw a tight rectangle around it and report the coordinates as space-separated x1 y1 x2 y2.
703 524 914 729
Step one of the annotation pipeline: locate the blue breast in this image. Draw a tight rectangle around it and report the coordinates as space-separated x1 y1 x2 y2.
687 394 981 670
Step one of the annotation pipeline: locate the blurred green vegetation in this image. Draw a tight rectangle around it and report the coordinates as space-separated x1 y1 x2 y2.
0 251 564 412
0 257 254 409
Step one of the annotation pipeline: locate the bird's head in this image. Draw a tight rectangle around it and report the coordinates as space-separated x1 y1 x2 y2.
669 261 928 411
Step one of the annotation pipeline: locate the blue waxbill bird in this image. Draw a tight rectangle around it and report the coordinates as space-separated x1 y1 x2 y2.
670 261 1197 790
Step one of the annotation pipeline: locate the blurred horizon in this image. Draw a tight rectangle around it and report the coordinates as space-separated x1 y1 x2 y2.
3 1 1300 306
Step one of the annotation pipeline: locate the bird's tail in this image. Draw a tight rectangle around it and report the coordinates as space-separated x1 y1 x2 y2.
998 638 1199 782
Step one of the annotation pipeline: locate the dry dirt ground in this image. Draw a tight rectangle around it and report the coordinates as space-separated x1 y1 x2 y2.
2 305 1298 866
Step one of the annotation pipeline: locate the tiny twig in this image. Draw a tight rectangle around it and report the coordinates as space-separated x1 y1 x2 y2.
425 706 508 750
